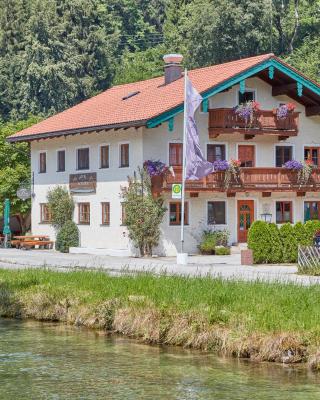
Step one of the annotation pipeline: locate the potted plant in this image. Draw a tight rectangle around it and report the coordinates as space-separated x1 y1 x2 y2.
283 159 314 186
224 159 241 189
144 160 171 195
234 101 260 127
274 103 296 120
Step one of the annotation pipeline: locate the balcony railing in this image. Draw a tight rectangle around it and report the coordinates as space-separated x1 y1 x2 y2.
157 166 320 193
209 108 299 137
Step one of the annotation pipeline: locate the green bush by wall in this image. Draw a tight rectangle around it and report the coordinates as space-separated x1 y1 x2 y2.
279 223 298 263
55 221 80 253
248 220 320 264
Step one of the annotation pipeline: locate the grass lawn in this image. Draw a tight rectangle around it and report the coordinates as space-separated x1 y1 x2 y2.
1 268 320 367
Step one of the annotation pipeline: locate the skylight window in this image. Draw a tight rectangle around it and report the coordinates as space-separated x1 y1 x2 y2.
122 91 140 100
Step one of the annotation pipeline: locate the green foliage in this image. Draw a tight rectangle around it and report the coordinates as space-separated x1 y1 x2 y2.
294 222 309 246
121 167 166 256
198 229 230 254
55 220 79 253
304 220 320 245
215 246 231 256
47 186 74 230
279 223 298 263
267 223 283 264
248 221 273 263
199 234 216 255
0 116 41 231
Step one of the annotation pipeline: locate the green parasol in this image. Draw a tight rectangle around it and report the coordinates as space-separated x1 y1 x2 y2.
3 198 11 247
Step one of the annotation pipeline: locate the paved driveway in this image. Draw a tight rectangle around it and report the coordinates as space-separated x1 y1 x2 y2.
0 248 318 285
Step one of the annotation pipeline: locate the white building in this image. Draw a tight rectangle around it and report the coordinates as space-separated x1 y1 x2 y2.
8 53 320 256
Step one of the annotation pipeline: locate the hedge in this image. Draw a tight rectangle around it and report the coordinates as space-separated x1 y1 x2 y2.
248 220 320 264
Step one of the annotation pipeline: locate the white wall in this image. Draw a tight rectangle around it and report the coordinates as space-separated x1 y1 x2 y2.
31 77 320 255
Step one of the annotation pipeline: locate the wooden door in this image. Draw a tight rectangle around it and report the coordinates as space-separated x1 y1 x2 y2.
238 200 254 242
238 145 255 167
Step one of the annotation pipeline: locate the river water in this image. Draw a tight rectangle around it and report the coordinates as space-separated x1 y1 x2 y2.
1 319 320 399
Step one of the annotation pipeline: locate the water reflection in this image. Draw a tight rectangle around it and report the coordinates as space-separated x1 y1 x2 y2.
0 319 319 399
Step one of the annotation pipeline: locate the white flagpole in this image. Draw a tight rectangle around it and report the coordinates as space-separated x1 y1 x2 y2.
180 68 187 254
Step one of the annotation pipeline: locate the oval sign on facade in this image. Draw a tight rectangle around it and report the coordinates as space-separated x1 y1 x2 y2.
17 187 31 201
172 183 182 199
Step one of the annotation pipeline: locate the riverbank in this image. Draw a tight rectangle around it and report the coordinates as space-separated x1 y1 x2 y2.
1 268 320 369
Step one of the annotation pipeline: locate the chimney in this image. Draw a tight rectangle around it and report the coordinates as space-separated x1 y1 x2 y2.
163 54 183 85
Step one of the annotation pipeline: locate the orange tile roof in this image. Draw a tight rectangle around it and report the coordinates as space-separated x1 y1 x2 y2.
8 53 302 141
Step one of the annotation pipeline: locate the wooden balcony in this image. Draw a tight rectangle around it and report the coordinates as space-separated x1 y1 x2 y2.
158 166 320 193
209 108 299 138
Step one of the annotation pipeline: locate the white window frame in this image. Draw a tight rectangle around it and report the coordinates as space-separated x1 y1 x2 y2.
207 200 227 226
274 144 295 167
206 142 228 162
119 142 130 169
76 146 90 171
168 200 190 227
56 148 66 172
38 150 47 174
99 143 110 169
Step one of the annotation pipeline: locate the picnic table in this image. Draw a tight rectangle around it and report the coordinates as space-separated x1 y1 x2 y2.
12 235 54 250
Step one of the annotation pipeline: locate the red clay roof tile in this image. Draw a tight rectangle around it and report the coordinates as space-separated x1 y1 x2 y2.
8 53 287 141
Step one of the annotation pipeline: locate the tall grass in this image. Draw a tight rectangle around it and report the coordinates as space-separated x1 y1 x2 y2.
1 268 320 367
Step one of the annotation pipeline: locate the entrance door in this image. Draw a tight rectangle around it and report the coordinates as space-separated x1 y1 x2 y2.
238 145 255 167
238 200 254 242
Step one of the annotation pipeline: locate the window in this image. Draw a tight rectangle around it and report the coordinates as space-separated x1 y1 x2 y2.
275 146 293 167
57 150 65 172
169 202 188 225
40 203 51 223
101 202 110 225
304 201 320 222
78 203 90 224
100 145 109 169
169 143 183 166
120 143 129 168
238 90 255 105
77 148 89 170
276 201 292 223
304 147 320 167
207 144 226 162
208 201 226 225
39 152 46 173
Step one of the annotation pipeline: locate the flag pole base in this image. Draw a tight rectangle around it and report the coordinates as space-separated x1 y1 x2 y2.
177 252 188 265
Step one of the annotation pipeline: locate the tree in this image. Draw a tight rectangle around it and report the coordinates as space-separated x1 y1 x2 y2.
121 168 166 256
0 116 41 232
47 186 74 230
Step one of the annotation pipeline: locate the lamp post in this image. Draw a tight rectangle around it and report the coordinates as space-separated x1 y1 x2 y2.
3 199 11 248
260 213 272 223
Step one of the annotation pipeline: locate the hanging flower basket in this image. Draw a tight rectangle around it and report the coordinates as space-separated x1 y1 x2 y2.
234 101 261 128
283 159 313 186
213 159 241 189
273 103 296 120
144 160 172 196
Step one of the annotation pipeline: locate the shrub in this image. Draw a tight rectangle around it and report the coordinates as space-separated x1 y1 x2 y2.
121 168 166 256
267 223 282 263
248 221 273 263
47 186 74 230
215 246 230 255
55 221 79 253
304 220 320 245
294 222 309 246
279 223 298 263
199 233 216 255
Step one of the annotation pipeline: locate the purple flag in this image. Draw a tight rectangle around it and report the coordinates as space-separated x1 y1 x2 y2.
185 75 215 180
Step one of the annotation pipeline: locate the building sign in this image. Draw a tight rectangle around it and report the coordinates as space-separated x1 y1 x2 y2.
69 173 97 193
172 183 182 199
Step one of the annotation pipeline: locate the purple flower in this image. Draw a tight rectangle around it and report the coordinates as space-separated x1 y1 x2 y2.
213 160 229 171
144 160 168 176
277 105 289 120
283 160 303 170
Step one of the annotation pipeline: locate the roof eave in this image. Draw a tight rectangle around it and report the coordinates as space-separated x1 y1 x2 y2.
7 120 147 143
146 57 320 128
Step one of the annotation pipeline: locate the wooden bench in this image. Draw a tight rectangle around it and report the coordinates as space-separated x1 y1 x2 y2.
19 240 54 250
